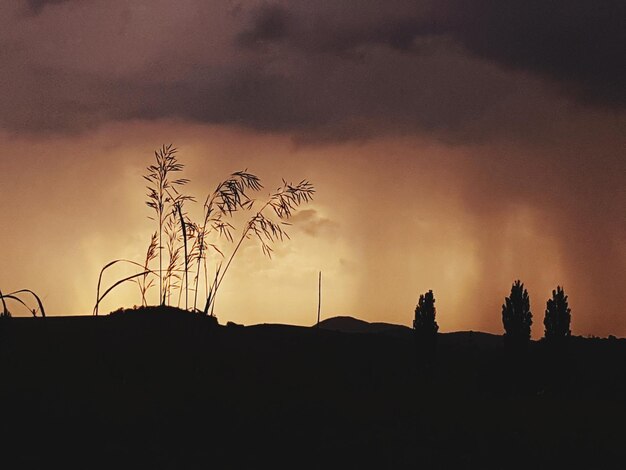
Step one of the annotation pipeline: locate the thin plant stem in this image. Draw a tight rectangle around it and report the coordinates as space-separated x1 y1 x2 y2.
176 202 189 310
0 289 8 317
203 180 313 314
95 271 152 315
203 198 273 315
1 289 46 317
94 259 156 315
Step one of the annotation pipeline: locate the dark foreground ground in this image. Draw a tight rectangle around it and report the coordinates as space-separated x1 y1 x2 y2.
1 313 625 468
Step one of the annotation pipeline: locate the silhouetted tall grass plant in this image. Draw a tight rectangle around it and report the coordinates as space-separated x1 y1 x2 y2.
94 144 314 317
191 171 262 313
203 179 315 315
144 144 193 306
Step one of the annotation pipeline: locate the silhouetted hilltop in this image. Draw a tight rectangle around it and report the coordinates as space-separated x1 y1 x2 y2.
318 315 502 348
317 315 410 335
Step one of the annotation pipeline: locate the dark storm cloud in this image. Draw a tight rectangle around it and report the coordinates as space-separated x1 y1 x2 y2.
237 3 437 53
27 0 76 15
444 0 625 106
2 0 624 137
0 40 531 141
237 4 290 47
239 0 626 106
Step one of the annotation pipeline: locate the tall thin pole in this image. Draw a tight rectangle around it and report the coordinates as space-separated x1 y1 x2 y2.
317 271 322 327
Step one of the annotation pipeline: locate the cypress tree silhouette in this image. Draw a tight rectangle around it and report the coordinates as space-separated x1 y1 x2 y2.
413 290 439 367
414 290 439 337
502 280 532 351
543 286 571 342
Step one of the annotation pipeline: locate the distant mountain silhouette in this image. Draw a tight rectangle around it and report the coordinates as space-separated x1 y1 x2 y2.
317 315 411 335
317 315 502 348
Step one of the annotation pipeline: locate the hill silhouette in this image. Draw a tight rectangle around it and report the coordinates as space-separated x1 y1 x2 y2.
317 315 412 335
1 314 625 467
318 315 502 349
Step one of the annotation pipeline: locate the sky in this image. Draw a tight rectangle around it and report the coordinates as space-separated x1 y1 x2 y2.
0 0 624 337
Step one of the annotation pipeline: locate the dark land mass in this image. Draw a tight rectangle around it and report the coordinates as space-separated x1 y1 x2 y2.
1 311 625 468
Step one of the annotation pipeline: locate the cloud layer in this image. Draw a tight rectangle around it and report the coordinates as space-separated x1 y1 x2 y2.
240 0 625 107
1 0 624 137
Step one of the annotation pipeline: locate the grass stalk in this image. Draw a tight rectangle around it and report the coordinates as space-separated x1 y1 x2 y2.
0 289 46 317
175 202 189 310
203 180 314 315
0 289 8 317
94 271 153 315
144 144 189 307
94 259 156 315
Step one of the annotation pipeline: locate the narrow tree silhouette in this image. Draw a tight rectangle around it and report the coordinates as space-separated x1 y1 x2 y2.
544 286 571 343
413 290 438 368
502 280 532 351
542 285 573 390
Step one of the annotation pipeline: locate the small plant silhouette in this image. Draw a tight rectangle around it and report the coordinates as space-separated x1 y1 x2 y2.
94 144 314 316
138 232 158 306
190 171 262 313
502 280 532 350
94 259 157 315
144 144 193 306
0 288 46 317
203 179 315 315
543 286 571 342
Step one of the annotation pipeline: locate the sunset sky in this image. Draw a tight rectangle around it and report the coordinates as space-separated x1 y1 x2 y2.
1 1 624 337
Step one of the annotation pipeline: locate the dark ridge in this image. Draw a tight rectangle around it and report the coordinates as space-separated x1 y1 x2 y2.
1 314 625 467
317 315 411 335
317 315 503 348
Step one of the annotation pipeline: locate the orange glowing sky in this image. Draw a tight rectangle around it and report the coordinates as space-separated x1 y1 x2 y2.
0 1 624 337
